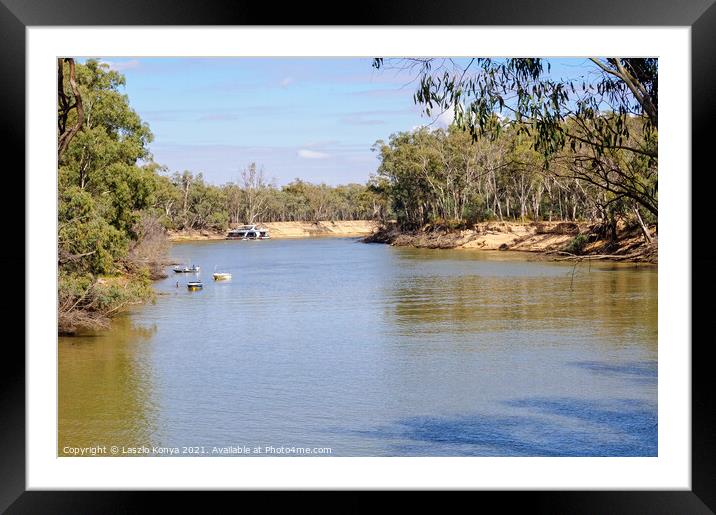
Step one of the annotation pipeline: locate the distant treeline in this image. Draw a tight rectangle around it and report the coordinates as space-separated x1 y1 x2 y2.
372 120 656 237
155 164 386 232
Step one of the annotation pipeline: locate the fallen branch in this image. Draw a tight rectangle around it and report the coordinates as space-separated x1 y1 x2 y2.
545 250 646 261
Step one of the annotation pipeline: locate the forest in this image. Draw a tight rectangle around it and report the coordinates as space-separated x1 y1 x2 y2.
372 116 655 242
57 57 657 333
371 58 657 242
153 166 385 230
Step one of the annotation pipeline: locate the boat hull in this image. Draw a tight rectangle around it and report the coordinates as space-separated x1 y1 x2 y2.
226 225 270 240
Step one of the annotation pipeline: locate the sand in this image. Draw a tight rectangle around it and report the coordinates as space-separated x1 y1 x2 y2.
365 221 657 263
167 220 380 241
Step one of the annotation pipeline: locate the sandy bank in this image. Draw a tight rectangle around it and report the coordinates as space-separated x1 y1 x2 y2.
168 220 380 241
261 220 380 238
364 221 657 264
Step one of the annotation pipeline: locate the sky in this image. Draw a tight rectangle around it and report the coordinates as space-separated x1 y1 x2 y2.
92 57 597 186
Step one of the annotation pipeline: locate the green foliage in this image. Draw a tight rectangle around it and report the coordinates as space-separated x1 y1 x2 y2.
59 59 157 248
58 60 160 333
58 186 128 275
462 194 488 223
566 234 589 255
373 58 658 219
58 270 153 334
94 272 152 312
154 169 387 230
372 124 598 230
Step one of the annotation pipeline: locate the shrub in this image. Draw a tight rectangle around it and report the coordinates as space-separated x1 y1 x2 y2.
58 270 153 335
566 234 589 255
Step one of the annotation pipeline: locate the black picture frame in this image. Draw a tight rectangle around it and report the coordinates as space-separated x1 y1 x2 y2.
4 0 714 512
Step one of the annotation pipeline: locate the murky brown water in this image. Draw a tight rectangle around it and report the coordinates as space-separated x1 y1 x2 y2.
59 239 657 456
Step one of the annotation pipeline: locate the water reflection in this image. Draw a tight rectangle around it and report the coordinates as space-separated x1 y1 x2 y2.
58 316 158 455
387 251 657 346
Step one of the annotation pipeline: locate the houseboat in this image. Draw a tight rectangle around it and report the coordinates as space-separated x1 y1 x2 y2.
226 224 270 240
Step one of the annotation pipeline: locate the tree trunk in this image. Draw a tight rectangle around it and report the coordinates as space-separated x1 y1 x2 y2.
57 58 84 160
633 203 653 244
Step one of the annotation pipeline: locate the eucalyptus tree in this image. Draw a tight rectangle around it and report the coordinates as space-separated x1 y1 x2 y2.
241 162 272 223
372 58 658 223
60 59 153 194
57 58 84 159
57 59 161 333
372 129 439 228
59 59 158 267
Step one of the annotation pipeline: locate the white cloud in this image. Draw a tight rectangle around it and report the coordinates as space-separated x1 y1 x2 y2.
411 106 455 132
434 105 455 129
298 149 330 159
280 76 295 88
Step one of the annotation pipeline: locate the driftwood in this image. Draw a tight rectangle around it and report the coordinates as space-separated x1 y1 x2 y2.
545 250 646 262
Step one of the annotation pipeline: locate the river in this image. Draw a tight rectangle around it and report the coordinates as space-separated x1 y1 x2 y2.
59 238 657 457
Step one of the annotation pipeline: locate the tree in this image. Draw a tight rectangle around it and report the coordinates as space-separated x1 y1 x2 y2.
224 183 245 225
58 59 161 333
57 58 84 160
152 170 183 228
373 58 658 223
372 123 621 229
58 186 127 275
59 59 153 193
240 162 272 223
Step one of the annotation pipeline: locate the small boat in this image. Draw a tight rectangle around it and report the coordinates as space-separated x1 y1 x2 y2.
174 264 200 273
212 272 232 281
226 224 270 240
187 281 203 290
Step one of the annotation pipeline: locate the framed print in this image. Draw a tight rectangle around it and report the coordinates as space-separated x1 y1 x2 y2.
4 0 715 511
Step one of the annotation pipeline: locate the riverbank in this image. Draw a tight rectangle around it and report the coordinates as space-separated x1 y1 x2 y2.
167 220 380 241
364 221 657 264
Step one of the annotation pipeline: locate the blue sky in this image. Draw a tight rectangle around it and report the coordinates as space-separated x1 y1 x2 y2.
93 57 597 186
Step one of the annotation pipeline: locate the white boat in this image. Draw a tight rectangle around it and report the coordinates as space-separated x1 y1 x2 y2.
226 224 270 240
187 281 203 290
174 264 200 273
212 272 232 281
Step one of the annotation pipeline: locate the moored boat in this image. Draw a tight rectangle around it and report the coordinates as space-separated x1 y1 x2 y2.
187 281 203 290
226 224 270 240
213 272 232 281
174 264 201 273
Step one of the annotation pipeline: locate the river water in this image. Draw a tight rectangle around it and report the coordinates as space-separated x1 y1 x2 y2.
59 238 657 457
